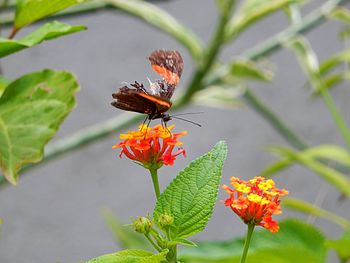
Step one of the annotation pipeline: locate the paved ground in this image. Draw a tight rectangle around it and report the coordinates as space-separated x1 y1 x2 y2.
0 0 350 262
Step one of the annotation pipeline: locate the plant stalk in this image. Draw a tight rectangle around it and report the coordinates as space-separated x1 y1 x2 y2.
240 223 255 263
175 0 235 107
149 167 160 200
320 89 350 150
166 245 177 263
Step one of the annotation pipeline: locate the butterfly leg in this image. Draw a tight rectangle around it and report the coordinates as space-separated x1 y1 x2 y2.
143 118 152 139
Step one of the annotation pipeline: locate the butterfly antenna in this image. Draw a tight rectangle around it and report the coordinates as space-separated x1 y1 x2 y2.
170 112 204 117
171 116 202 127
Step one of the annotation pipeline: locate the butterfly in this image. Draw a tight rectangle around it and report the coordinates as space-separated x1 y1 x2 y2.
111 50 183 125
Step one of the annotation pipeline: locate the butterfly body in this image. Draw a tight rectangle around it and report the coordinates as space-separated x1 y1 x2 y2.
111 50 183 123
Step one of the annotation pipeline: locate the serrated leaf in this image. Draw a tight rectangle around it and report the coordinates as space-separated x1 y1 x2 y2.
106 0 203 62
0 69 80 184
326 231 350 261
0 21 86 58
153 141 227 239
169 238 197 247
283 197 350 229
85 249 168 263
179 219 326 263
269 146 350 196
226 0 301 41
102 208 153 251
15 0 85 29
229 59 273 81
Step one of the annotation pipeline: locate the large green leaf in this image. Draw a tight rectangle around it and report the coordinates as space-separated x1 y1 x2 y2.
0 21 86 58
226 0 301 41
179 219 327 263
326 231 350 262
86 249 168 263
0 69 80 184
153 141 227 239
15 0 85 29
106 0 203 62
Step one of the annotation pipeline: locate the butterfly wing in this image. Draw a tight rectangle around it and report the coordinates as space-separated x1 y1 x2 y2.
111 85 171 118
148 50 183 99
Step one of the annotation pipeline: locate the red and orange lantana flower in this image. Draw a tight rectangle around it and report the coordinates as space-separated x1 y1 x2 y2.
112 124 187 169
223 176 288 233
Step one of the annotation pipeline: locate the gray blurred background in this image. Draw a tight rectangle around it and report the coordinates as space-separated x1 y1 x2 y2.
1 0 350 262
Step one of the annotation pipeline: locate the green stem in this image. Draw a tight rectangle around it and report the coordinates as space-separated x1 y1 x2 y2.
240 223 255 263
243 90 307 150
149 167 160 200
175 0 235 107
320 89 350 149
145 233 162 252
166 246 177 263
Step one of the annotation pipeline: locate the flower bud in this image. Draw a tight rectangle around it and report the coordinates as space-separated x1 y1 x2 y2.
133 217 152 234
158 214 174 230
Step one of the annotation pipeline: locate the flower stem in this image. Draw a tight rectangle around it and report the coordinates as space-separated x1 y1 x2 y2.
145 233 162 252
240 223 255 263
149 167 160 200
166 245 178 263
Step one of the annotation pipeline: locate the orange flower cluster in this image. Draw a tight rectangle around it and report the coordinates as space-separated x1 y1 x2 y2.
113 124 187 168
223 176 288 233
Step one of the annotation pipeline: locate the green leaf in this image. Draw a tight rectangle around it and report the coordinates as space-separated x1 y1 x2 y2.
86 249 168 263
329 7 350 24
0 76 11 98
106 0 203 62
153 141 228 239
0 21 86 58
288 37 319 79
0 69 80 184
193 84 245 109
283 197 350 230
319 49 350 75
260 157 293 177
268 146 350 196
226 0 301 41
168 238 197 247
15 0 85 29
179 219 326 263
102 208 153 251
229 59 273 81
326 231 350 262
304 145 350 167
